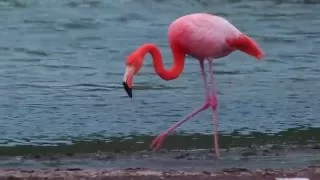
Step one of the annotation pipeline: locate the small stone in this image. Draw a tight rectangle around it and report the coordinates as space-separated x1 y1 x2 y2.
241 150 257 156
312 144 320 149
66 168 82 171
263 149 271 153
65 152 74 157
202 171 211 175
175 153 189 159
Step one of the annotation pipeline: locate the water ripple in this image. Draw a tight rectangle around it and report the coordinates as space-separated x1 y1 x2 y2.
0 0 318 150
13 47 49 57
36 64 95 70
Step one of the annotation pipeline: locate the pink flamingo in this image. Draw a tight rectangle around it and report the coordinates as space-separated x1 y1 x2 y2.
122 13 264 158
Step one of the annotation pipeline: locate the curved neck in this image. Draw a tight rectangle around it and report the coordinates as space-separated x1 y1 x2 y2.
137 43 185 81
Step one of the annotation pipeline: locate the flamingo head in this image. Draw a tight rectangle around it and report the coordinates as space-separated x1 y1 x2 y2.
122 52 144 98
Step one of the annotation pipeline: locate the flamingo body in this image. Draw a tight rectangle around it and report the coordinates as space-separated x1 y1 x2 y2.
168 13 241 60
122 13 264 159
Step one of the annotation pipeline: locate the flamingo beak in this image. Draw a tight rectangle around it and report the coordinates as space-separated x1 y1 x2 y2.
123 66 134 98
123 81 132 98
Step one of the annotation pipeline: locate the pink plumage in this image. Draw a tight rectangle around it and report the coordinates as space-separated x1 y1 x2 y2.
122 13 264 159
169 13 243 59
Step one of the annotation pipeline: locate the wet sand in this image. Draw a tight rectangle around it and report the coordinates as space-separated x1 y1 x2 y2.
0 145 319 179
0 167 319 180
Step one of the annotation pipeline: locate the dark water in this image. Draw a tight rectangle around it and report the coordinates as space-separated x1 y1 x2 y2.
0 0 319 154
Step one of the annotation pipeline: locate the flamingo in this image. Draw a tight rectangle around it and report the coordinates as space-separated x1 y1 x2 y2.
122 13 264 158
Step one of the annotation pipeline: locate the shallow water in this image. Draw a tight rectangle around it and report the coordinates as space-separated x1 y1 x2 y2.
0 0 319 153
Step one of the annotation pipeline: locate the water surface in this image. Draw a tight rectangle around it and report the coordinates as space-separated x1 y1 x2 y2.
0 0 319 153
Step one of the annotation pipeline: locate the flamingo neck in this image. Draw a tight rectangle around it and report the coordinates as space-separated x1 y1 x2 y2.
137 43 185 81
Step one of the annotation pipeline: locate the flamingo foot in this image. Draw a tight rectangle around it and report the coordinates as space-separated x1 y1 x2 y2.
150 101 211 151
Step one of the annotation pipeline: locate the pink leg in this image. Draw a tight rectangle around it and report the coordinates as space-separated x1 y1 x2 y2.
199 61 210 100
150 61 211 151
150 102 210 150
208 60 220 158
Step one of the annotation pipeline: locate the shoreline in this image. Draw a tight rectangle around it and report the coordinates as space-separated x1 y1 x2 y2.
0 145 319 179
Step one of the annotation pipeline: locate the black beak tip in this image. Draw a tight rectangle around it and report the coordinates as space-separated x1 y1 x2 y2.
123 82 132 98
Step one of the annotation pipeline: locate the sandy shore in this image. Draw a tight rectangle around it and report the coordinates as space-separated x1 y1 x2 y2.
0 167 319 180
0 145 319 179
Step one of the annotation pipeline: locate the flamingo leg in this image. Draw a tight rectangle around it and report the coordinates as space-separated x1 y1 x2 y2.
150 61 211 151
199 60 210 101
208 60 220 158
